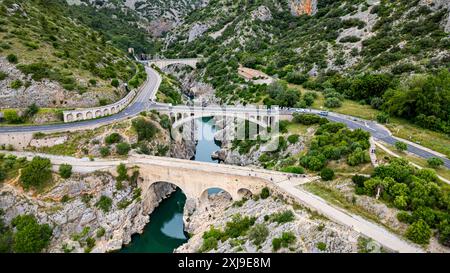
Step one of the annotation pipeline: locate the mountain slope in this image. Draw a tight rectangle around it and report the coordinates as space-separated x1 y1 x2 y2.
0 0 143 109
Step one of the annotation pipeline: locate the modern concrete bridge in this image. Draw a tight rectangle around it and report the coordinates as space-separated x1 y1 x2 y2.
157 104 281 129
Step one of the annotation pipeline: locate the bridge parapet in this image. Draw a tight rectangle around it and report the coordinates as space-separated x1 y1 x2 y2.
148 58 204 69
62 89 137 123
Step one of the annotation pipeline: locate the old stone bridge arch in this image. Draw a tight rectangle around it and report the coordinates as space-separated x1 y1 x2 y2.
137 163 267 207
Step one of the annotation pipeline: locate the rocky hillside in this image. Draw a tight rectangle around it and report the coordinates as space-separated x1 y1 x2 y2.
0 0 143 109
67 0 209 39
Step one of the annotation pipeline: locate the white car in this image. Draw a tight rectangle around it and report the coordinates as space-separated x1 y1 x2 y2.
294 109 306 113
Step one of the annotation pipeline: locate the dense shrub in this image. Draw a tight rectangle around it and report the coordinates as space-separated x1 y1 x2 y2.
132 118 159 141
6 54 17 63
395 141 407 152
104 133 122 145
324 97 342 108
320 168 335 181
406 220 432 245
260 187 270 199
95 196 112 213
270 210 295 224
20 157 52 189
287 134 300 144
427 157 444 168
272 232 296 251
281 166 304 174
11 214 52 253
58 164 72 179
116 142 130 155
248 224 269 246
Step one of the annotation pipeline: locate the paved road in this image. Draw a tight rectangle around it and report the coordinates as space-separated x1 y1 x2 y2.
276 180 423 253
0 66 161 133
281 109 450 169
1 66 449 169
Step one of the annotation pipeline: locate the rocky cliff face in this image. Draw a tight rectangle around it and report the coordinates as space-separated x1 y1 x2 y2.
290 0 318 16
176 187 366 253
0 58 116 108
0 171 175 253
67 0 209 37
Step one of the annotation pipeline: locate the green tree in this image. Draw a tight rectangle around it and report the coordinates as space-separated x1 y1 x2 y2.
111 78 119 88
20 157 52 189
105 133 122 144
260 187 270 199
10 80 23 89
248 224 269 246
7 54 18 64
324 97 342 108
3 109 22 124
95 196 112 213
116 142 130 155
406 219 431 245
11 215 52 253
427 157 444 168
320 168 335 181
58 164 72 179
395 141 408 152
132 118 159 141
116 163 128 182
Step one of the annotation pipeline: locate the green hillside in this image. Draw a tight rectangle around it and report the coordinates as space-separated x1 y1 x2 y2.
0 0 144 104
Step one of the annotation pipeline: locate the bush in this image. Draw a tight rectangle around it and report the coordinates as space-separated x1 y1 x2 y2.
104 133 122 145
285 72 308 85
281 166 304 174
58 164 72 179
324 97 342 108
287 134 300 144
320 168 335 181
223 214 256 239
3 110 22 124
427 157 444 168
199 237 218 253
395 141 408 152
248 224 269 246
376 112 390 124
6 54 17 64
260 187 270 199
20 157 52 189
316 242 327 251
11 214 52 253
406 219 431 245
132 118 159 141
0 71 8 81
116 163 128 182
111 78 119 88
116 142 130 155
270 210 295 224
272 232 296 251
99 146 110 157
95 196 112 213
10 80 22 89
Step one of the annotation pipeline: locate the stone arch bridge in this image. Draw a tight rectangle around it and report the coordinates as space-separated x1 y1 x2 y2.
148 58 204 70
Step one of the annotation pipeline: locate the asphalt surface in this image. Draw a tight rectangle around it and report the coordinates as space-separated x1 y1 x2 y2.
1 66 449 168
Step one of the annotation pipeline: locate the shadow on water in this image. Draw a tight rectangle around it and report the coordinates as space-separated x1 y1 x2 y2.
120 188 187 253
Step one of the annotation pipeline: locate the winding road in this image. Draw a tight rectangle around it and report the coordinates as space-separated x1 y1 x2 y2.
0 65 449 168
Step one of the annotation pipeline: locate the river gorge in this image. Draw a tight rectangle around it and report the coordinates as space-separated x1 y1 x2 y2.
120 117 222 253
